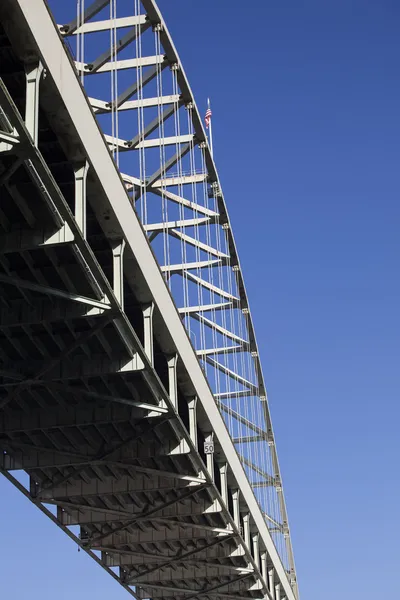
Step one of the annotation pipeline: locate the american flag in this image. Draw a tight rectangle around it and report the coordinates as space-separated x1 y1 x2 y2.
205 106 212 129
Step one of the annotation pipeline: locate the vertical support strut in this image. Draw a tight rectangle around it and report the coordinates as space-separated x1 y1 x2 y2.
252 532 260 569
29 476 38 499
204 432 214 479
56 505 63 523
219 462 228 506
167 354 189 455
74 161 89 237
243 512 250 549
269 568 275 599
275 583 281 600
167 354 178 410
232 489 240 529
261 551 268 582
111 239 126 308
188 397 198 447
143 302 154 366
231 488 244 557
25 62 44 145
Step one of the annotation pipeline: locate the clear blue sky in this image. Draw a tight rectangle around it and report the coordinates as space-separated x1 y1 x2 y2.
1 1 399 599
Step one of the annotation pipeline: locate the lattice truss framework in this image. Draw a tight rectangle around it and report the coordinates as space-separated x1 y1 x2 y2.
56 0 296 565
0 1 298 599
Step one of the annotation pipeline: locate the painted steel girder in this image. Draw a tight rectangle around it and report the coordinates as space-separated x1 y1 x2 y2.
0 1 298 599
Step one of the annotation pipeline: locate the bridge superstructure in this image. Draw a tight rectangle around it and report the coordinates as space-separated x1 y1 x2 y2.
0 2 298 600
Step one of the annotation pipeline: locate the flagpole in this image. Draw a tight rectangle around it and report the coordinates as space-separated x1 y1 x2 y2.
207 97 214 158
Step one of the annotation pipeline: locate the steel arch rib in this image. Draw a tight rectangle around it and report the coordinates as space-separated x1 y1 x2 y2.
139 0 298 586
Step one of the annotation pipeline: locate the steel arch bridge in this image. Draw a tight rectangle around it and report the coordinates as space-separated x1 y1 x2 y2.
0 2 298 600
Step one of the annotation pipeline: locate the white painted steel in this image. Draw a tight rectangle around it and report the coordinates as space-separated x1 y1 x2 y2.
3 1 299 598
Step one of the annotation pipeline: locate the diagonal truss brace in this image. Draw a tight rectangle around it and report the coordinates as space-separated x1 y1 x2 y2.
127 534 236 582
89 483 210 545
0 273 111 310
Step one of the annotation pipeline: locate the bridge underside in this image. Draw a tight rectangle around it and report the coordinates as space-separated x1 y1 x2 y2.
0 2 297 600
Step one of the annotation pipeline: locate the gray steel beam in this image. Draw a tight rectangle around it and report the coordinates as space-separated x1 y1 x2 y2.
0 157 22 187
5 182 35 226
114 60 169 109
57 504 231 533
238 456 275 487
0 77 137 362
169 230 228 260
138 3 298 588
0 272 111 310
0 224 74 254
42 383 166 414
127 581 259 600
90 93 179 113
269 569 275 600
0 353 145 384
0 466 139 600
102 548 246 572
143 302 154 366
0 4 296 596
37 419 170 495
42 473 202 501
87 23 151 73
127 103 179 149
74 161 89 237
233 436 264 444
60 0 110 35
89 483 210 545
145 143 192 189
219 404 267 438
0 315 111 409
24 61 43 145
127 535 235 582
151 187 219 218
84 525 230 548
3 443 205 485
184 573 254 600
112 238 126 308
0 403 146 435
0 299 106 328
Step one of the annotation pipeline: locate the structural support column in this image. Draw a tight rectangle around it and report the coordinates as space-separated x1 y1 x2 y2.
166 354 190 455
74 161 89 237
261 551 268 582
252 532 260 569
242 512 251 549
232 489 240 529
29 476 38 499
231 488 245 557
25 62 44 145
204 432 214 479
111 238 126 308
219 462 228 506
275 583 281 600
56 505 63 524
268 568 275 599
143 302 154 366
167 354 178 410
188 396 198 447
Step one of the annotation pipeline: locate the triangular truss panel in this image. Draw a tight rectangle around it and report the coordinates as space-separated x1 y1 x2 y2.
48 0 297 589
